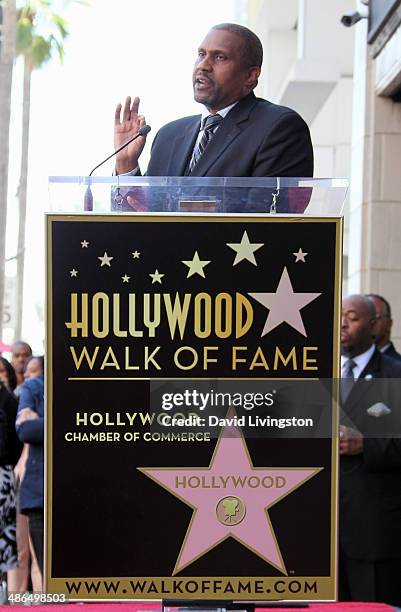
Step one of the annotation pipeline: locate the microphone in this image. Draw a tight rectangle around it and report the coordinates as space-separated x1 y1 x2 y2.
84 124 151 211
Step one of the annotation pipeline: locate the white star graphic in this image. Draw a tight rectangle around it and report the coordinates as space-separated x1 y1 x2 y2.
122 275 130 283
132 251 141 259
98 252 113 267
69 269 78 277
226 230 264 266
293 248 308 263
248 267 321 337
81 240 89 248
149 270 164 284
182 251 210 278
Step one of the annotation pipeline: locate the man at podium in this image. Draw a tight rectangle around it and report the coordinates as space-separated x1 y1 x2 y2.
113 23 313 180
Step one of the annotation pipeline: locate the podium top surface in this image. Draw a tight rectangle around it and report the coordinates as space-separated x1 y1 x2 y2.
49 176 347 188
47 176 348 216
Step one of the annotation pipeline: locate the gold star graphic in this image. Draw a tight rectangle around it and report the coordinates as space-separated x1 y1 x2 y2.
98 252 113 267
182 251 210 278
70 269 78 277
122 274 130 283
132 251 141 259
227 230 264 266
293 248 308 263
81 240 89 248
149 270 164 284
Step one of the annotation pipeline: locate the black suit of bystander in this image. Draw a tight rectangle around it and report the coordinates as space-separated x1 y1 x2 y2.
339 349 401 606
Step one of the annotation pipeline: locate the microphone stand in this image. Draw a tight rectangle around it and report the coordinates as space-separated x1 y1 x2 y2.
83 124 151 211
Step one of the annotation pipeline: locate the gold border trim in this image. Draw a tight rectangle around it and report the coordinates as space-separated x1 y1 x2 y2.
45 213 341 601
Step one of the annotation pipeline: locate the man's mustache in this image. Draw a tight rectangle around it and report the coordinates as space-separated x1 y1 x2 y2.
194 73 214 85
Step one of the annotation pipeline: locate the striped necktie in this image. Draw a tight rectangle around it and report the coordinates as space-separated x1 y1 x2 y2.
341 358 356 402
188 114 223 174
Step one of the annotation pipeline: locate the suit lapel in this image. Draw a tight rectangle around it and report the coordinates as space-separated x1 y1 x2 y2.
343 350 381 419
166 117 200 176
191 92 258 177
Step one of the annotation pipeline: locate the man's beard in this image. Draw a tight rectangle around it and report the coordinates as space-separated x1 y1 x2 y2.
193 87 218 109
341 345 351 357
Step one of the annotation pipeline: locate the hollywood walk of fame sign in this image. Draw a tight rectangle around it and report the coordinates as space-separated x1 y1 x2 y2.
46 214 341 602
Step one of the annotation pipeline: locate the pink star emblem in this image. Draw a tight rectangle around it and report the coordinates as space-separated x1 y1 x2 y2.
139 424 321 574
249 267 321 337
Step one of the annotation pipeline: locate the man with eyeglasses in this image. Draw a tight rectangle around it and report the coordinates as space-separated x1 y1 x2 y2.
367 294 401 362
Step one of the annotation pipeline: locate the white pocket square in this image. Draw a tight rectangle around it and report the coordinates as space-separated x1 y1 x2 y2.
366 402 391 417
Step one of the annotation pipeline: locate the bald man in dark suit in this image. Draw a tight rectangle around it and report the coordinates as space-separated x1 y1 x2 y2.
340 295 401 607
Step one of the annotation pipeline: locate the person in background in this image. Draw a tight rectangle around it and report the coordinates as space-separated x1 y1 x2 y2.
15 358 44 578
10 343 32 397
367 294 401 362
0 375 22 587
23 358 44 382
0 358 17 394
340 294 401 606
7 357 43 595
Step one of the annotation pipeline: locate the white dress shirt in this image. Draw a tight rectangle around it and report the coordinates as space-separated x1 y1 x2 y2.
341 344 375 380
193 102 238 148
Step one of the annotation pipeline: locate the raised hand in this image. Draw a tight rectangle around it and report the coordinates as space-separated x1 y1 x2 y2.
114 96 148 174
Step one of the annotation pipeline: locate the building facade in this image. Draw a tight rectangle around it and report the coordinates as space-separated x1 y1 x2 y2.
245 0 401 347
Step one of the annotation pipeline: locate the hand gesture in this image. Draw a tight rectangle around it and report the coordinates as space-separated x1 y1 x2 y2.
114 96 148 174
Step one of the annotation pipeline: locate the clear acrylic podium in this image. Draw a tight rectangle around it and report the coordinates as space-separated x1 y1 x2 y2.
46 176 347 605
48 176 347 216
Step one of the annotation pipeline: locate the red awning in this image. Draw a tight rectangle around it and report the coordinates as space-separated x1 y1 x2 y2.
0 340 12 352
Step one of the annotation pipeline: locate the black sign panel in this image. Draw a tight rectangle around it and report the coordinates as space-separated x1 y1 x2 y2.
46 214 341 601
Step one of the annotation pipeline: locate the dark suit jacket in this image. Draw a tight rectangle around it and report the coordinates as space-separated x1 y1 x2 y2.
115 92 313 212
0 384 21 467
340 349 401 560
145 92 313 177
383 341 401 362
